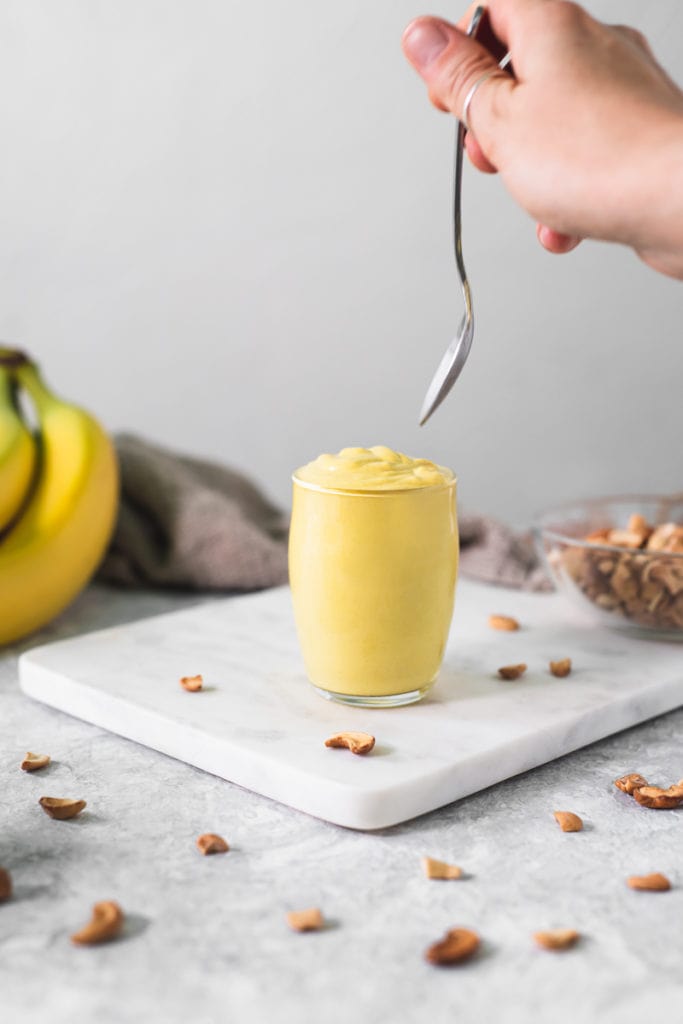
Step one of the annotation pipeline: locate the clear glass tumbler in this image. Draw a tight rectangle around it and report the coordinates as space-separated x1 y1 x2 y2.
288 473 458 707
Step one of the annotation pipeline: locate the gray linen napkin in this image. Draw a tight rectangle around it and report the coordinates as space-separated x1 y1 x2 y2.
97 435 550 593
459 514 552 592
98 434 289 590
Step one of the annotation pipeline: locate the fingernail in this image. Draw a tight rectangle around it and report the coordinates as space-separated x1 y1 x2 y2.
403 21 449 70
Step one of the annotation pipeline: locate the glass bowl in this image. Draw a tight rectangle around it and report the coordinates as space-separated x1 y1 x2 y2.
535 495 683 640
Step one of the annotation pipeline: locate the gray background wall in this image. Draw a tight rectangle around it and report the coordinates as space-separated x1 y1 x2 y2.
0 0 680 522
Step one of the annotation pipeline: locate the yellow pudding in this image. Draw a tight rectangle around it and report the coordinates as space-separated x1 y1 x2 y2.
295 445 453 492
289 446 458 707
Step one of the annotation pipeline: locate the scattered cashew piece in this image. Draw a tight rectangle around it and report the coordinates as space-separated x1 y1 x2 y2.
71 900 124 945
180 674 203 692
533 928 580 951
287 908 324 932
614 774 683 808
21 751 51 772
498 664 527 681
422 856 463 880
39 797 86 820
488 615 519 632
553 811 583 833
549 659 572 678
196 833 229 855
627 873 671 892
614 773 649 795
425 927 480 965
632 786 683 810
324 732 375 756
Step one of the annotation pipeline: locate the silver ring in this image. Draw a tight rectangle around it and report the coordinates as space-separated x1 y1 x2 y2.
462 69 503 134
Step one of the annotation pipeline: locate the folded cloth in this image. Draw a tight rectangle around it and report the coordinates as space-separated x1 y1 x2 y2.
97 434 289 590
459 514 552 592
97 435 550 594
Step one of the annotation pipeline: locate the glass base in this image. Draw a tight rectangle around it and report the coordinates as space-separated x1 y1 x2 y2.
311 682 433 708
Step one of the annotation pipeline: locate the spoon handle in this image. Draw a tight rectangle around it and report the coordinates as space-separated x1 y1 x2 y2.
453 7 485 308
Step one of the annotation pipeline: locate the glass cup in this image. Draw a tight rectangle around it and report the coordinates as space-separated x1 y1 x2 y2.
288 472 458 707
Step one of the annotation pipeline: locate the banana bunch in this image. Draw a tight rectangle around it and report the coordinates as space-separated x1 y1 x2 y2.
0 359 37 536
0 349 119 645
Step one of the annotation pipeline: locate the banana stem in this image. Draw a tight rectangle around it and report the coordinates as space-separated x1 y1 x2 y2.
0 347 32 369
14 362 58 414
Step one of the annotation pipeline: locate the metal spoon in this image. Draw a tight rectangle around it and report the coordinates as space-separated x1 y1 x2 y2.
418 5 485 427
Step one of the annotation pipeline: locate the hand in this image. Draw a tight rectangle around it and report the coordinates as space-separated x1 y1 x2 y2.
402 0 683 278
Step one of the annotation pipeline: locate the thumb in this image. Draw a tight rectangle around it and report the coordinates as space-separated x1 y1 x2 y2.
402 17 511 144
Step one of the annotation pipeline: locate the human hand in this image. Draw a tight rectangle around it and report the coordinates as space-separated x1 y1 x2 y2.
402 1 683 278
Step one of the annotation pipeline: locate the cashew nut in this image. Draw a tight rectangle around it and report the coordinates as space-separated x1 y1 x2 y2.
39 797 86 820
324 732 375 756
71 900 124 945
21 751 51 772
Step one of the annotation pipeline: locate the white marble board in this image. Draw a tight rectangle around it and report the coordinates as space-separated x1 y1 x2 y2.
19 580 683 830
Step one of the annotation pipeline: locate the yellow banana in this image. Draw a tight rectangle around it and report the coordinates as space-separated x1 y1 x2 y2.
0 364 38 534
0 360 119 645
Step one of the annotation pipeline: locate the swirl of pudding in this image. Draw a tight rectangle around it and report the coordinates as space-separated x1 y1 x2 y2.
294 446 452 491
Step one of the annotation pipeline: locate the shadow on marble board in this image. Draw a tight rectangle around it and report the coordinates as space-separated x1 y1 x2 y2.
122 913 151 941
